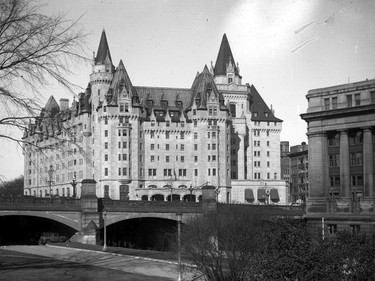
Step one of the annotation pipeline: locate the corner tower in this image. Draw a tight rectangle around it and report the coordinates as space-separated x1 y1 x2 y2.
90 30 115 110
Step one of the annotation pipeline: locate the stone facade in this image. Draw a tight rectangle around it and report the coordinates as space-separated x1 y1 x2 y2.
288 142 308 204
301 79 375 233
23 31 285 204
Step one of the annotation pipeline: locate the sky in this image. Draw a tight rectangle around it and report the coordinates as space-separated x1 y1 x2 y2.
1 0 375 180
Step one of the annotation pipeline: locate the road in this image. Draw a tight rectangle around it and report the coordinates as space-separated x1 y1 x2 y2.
0 245 200 281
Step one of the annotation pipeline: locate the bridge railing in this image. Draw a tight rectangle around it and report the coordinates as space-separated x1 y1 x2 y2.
218 203 306 217
0 196 81 211
99 199 202 213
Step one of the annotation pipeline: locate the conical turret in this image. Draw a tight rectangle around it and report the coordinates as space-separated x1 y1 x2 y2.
213 34 242 85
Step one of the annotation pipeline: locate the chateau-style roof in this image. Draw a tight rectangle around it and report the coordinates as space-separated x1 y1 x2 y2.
249 85 283 122
191 65 226 110
95 29 112 65
135 86 192 111
214 34 239 76
43 96 60 117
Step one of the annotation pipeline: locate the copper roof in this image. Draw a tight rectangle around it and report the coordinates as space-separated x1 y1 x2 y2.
249 85 283 122
214 34 239 76
95 30 112 65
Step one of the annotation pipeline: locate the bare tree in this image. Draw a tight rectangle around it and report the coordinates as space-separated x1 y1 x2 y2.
0 0 87 147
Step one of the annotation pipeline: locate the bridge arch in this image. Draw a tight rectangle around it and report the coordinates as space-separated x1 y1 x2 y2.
104 212 198 227
0 210 81 231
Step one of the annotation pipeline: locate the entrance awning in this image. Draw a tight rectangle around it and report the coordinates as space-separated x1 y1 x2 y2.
244 189 254 202
270 188 280 202
257 189 266 202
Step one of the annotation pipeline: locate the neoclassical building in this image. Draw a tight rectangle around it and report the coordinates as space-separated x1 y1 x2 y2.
301 79 375 233
23 31 285 203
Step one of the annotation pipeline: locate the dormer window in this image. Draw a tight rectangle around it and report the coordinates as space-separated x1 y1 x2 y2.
166 121 170 127
176 101 182 107
228 77 233 83
161 100 168 108
265 112 269 117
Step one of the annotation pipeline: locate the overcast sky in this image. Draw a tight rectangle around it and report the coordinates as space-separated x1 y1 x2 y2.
1 0 375 180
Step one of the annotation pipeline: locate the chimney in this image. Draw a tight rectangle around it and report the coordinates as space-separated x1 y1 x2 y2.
59 98 69 111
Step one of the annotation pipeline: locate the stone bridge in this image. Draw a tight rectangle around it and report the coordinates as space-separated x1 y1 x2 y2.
0 180 305 244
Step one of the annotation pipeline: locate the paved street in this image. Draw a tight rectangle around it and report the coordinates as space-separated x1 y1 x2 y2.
1 245 198 281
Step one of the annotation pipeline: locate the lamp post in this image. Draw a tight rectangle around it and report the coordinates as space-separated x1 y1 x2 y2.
215 187 220 202
262 183 270 205
71 177 77 198
103 210 107 251
176 212 182 281
168 175 175 202
188 182 194 202
47 165 54 198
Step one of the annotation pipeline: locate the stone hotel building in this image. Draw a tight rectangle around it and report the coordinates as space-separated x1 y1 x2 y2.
301 79 375 233
23 31 286 203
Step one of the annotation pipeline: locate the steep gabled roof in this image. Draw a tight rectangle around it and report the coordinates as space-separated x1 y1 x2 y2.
95 29 112 65
214 34 239 76
43 96 60 117
191 65 221 109
249 85 283 122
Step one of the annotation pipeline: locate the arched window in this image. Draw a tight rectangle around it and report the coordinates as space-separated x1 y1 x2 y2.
148 185 157 189
178 185 187 189
104 185 109 198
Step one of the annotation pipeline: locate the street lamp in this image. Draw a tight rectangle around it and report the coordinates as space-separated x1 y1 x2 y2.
176 212 182 281
215 187 220 202
168 175 175 202
188 182 194 202
71 177 77 198
47 165 54 198
103 210 107 251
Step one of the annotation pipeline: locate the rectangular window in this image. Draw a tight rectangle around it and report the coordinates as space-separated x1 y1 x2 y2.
354 93 360 106
347 95 353 107
151 144 155 150
166 121 170 127
181 156 185 162
332 97 337 109
195 169 198 176
123 142 127 148
166 156 170 162
208 144 210 150
123 168 127 176
104 142 108 149
212 144 216 150
151 131 155 139
324 98 330 110
181 144 184 151
194 144 198 151
166 144 169 151
350 152 363 166
123 154 127 161
194 120 197 127
193 109 196 115
118 168 121 176
104 154 108 161
104 168 108 176
180 132 184 139
104 130 108 137
194 133 198 139
329 154 339 167
151 156 155 162
194 156 198 162
166 131 170 139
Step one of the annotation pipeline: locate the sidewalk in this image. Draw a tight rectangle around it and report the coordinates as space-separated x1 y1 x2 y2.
5 245 202 281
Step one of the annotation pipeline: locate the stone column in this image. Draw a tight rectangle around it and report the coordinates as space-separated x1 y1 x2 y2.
308 132 328 198
363 128 373 198
238 134 245 180
339 130 350 198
